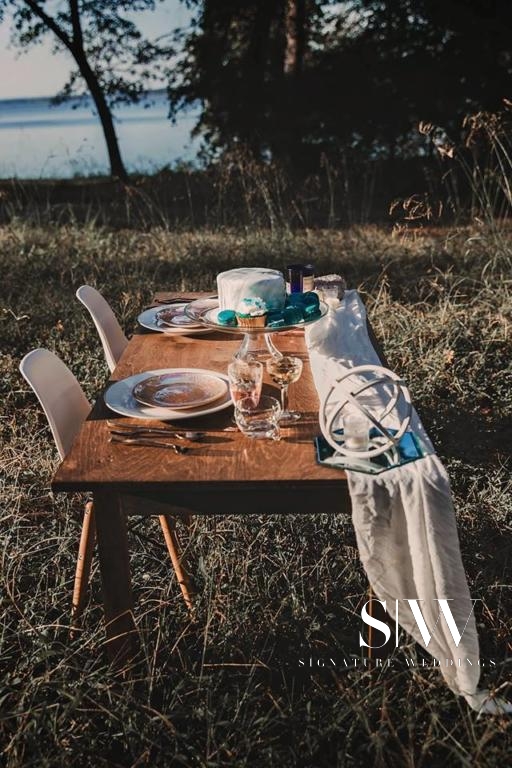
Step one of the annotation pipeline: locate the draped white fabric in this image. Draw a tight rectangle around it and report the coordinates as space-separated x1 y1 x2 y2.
305 290 511 714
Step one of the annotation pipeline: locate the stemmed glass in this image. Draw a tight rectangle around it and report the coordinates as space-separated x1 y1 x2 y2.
266 355 303 421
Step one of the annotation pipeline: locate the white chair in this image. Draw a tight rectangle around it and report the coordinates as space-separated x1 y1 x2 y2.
19 349 194 632
76 281 194 564
75 285 128 373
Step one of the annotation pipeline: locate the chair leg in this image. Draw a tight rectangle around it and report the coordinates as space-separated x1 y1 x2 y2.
181 511 193 528
158 514 194 611
70 500 96 635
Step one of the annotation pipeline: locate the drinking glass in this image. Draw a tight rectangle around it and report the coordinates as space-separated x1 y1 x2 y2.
234 395 281 440
266 355 303 421
227 359 263 407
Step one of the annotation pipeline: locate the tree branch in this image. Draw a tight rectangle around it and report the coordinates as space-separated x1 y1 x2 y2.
22 0 74 51
69 0 84 52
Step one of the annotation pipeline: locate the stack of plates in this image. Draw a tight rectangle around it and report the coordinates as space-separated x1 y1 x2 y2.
137 303 211 335
104 368 232 420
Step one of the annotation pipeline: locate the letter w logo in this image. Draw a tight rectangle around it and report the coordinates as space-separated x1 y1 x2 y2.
406 599 478 648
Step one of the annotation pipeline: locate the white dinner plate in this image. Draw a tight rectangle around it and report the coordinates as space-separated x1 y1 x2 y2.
137 303 212 335
104 368 233 421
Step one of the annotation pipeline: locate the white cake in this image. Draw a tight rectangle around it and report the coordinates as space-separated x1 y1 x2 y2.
217 267 286 312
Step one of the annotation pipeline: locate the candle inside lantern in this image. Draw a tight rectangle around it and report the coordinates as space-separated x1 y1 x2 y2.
343 412 369 451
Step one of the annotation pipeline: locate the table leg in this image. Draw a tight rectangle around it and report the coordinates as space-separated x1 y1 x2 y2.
93 490 138 663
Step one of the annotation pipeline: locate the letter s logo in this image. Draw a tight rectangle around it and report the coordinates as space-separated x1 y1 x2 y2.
359 600 391 648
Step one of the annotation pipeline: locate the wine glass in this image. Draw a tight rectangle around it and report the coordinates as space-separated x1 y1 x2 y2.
227 359 263 407
266 355 303 421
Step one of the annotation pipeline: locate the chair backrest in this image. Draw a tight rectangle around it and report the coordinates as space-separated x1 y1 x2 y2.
19 349 91 459
76 285 128 373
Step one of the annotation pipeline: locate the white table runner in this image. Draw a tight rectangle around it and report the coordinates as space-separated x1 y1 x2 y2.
305 290 510 714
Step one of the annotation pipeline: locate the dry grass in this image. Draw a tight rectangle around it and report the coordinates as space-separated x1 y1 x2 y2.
1 222 511 766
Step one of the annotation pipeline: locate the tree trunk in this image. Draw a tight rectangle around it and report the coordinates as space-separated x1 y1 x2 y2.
77 56 129 183
22 0 129 182
246 0 275 157
284 0 306 77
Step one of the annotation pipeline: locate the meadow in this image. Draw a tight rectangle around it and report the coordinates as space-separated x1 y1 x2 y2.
1 211 511 765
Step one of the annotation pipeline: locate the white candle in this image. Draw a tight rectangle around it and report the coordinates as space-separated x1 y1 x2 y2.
343 412 369 451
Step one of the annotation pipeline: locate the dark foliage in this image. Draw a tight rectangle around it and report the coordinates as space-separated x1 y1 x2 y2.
169 0 512 169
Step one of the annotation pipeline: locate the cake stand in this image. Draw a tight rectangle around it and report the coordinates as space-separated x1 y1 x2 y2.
185 298 329 360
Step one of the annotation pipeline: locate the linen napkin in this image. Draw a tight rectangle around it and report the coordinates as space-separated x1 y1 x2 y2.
305 290 511 714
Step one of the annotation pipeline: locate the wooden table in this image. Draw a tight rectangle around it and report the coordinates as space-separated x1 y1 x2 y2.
52 292 354 659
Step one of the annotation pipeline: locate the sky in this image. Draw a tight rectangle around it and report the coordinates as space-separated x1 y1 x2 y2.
0 0 192 100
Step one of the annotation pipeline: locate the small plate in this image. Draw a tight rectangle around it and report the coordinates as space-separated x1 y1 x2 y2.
133 371 228 409
104 368 233 421
138 303 212 335
156 306 202 328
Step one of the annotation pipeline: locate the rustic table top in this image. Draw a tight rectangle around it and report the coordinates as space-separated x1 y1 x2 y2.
52 291 349 512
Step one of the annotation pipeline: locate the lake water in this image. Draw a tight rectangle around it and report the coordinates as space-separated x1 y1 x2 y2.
0 90 199 179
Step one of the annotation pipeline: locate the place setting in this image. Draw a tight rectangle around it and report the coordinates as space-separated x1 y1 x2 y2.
137 302 212 335
103 353 305 447
104 367 233 432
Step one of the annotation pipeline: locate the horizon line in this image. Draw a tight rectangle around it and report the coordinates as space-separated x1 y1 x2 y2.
0 87 168 104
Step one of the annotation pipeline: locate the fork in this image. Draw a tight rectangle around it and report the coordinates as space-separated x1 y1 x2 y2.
109 434 189 454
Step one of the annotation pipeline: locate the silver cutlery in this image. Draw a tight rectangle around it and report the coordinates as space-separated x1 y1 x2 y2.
106 420 237 435
153 297 195 305
109 434 189 454
109 424 205 441
154 294 218 305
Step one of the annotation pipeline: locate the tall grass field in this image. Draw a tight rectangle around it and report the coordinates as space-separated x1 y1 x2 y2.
1 218 511 765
